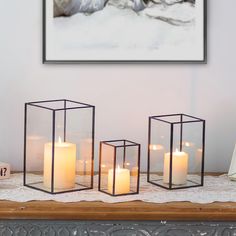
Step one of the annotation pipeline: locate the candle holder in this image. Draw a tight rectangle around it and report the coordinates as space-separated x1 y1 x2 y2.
99 140 141 196
23 99 95 194
147 114 205 190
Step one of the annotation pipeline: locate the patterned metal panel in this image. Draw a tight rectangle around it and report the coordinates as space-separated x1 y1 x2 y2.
1 221 236 236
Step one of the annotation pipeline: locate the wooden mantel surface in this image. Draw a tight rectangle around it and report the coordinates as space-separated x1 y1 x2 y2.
0 173 234 221
1 200 236 221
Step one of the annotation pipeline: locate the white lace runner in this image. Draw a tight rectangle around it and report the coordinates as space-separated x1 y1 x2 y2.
0 174 235 203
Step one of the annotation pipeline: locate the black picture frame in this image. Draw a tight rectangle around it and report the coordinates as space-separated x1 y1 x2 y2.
43 0 207 64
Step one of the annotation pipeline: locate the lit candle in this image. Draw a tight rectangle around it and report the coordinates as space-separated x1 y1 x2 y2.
108 165 130 195
150 144 164 151
125 162 138 177
131 167 139 177
163 149 188 185
44 137 76 190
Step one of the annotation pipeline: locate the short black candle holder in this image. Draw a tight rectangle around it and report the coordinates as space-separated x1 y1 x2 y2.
98 140 141 196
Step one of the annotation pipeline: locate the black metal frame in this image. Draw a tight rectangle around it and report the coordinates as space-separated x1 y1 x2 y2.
147 113 205 190
42 0 207 64
23 99 95 194
98 139 141 196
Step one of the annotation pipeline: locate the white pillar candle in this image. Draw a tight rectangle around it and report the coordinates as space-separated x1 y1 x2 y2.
163 149 188 185
44 137 76 190
108 166 130 195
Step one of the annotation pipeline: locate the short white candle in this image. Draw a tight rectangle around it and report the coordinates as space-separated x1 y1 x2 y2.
44 137 76 190
163 149 188 185
108 166 130 195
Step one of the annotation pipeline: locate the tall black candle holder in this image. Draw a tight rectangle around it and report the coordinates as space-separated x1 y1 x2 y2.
23 99 95 194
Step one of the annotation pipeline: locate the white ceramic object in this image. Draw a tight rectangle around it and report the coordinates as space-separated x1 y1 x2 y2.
228 144 236 180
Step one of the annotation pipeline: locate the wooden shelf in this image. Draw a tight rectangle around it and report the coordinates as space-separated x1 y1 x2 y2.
1 200 236 221
1 174 233 221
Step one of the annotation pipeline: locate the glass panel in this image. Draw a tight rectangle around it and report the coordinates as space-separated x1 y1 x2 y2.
53 106 93 193
100 143 115 194
153 114 200 124
124 145 139 193
175 121 203 189
149 118 170 188
153 115 180 123
29 100 91 110
114 145 133 195
25 105 52 191
182 114 201 122
104 140 124 147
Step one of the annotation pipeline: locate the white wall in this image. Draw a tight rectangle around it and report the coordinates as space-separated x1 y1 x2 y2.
0 0 236 172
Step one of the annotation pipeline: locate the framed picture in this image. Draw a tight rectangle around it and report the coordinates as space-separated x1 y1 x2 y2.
43 0 207 63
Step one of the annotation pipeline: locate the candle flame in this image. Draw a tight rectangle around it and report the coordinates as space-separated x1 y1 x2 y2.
153 145 158 151
150 144 164 151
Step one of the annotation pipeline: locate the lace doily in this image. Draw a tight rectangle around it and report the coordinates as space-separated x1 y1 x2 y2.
0 174 235 203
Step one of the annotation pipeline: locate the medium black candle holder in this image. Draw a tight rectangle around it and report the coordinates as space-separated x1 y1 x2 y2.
99 140 141 196
23 99 95 194
147 114 205 190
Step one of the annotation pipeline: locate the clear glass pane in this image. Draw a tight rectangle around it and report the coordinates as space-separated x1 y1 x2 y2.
52 107 94 193
124 145 139 193
29 100 90 110
25 105 52 190
149 119 170 188
177 121 204 188
100 143 115 194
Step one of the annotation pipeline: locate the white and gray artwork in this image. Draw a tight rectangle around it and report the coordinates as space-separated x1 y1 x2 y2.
54 0 195 24
45 0 204 62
